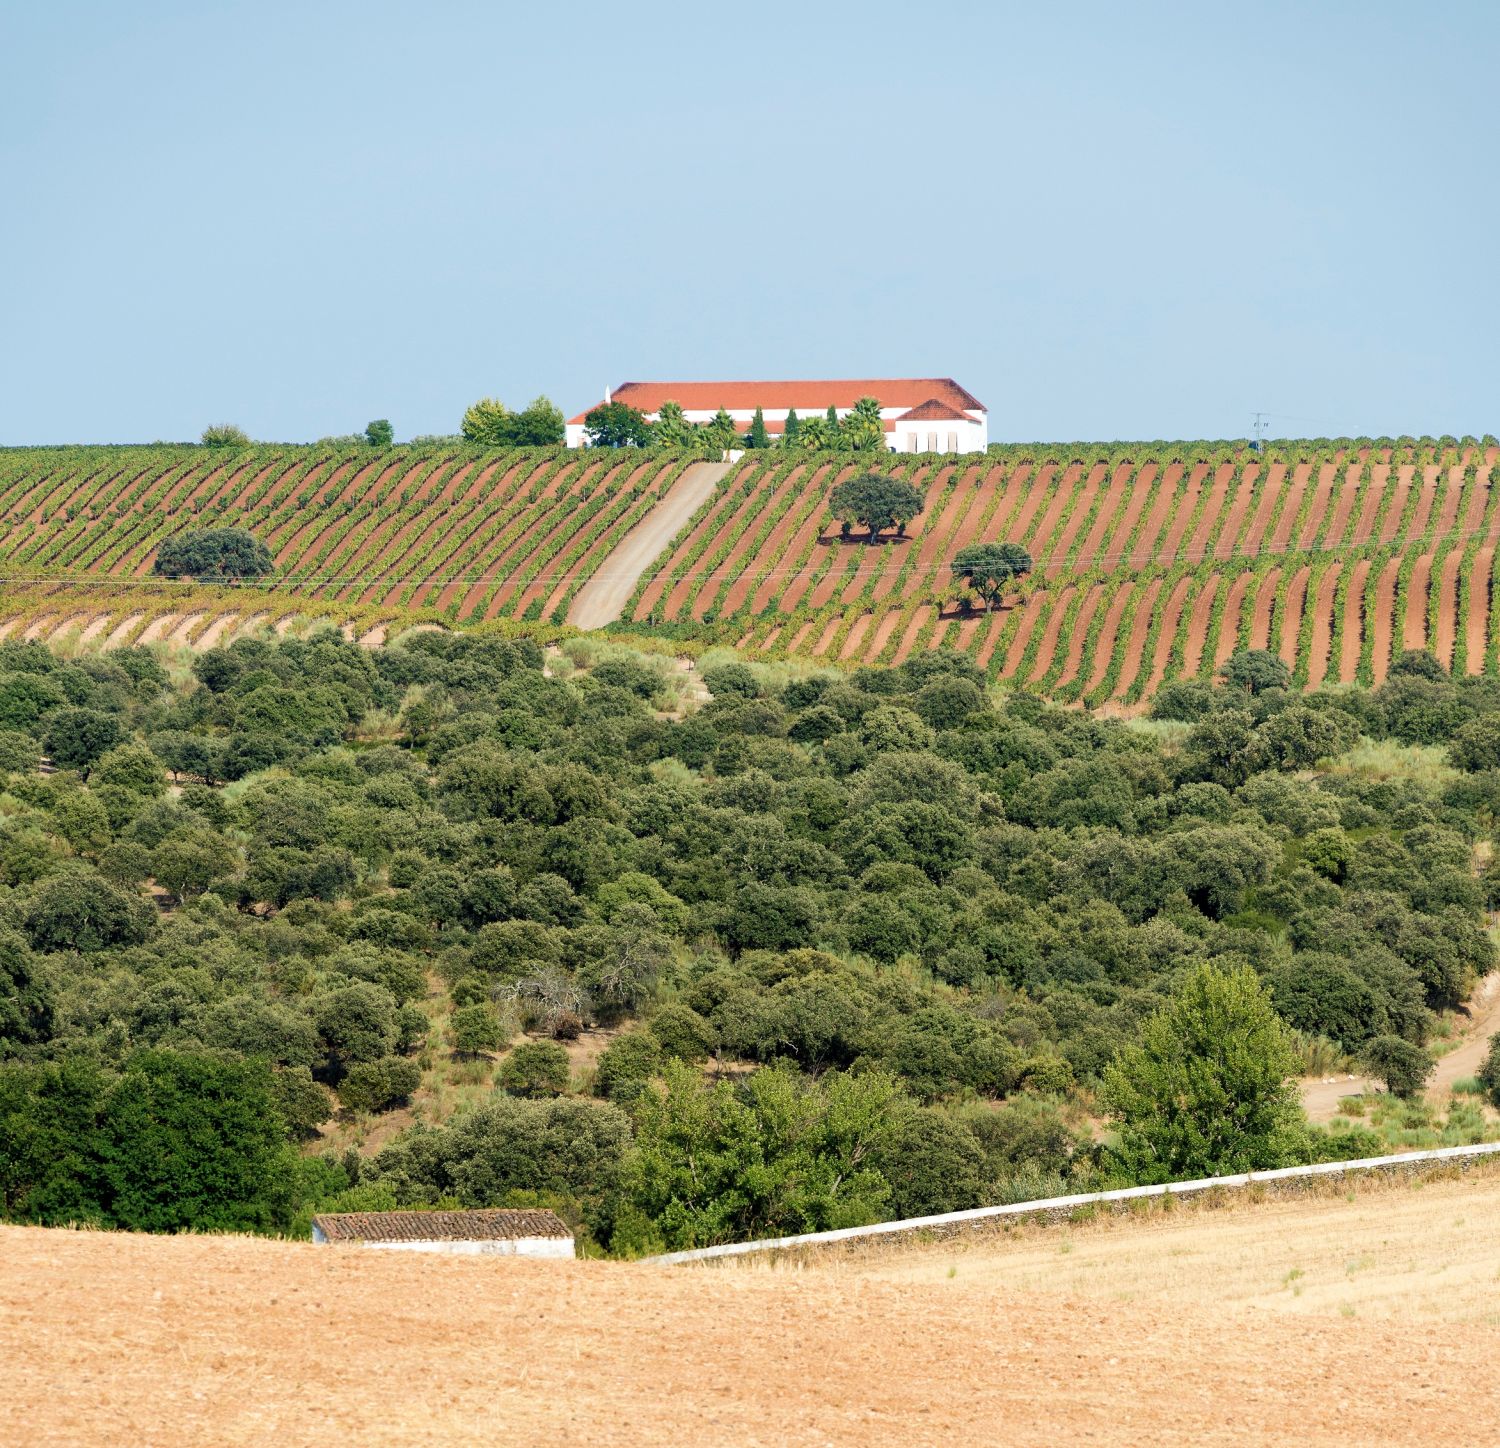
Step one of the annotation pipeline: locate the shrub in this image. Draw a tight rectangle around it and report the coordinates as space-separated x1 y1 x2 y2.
202 424 251 448
153 528 274 584
1221 649 1291 696
1360 1034 1434 1099
649 1004 718 1063
498 1040 570 1097
450 1003 506 1058
594 1030 663 1104
338 1056 422 1114
0 729 40 775
1475 1033 1500 1108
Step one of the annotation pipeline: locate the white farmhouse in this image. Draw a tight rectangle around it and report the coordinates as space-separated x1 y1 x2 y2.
565 379 988 454
310 1208 575 1258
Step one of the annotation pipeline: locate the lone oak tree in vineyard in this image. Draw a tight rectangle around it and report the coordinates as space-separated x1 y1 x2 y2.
152 528 273 585
829 472 925 543
950 542 1033 611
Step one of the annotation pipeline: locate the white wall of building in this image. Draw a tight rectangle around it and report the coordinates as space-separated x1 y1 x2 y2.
887 417 989 454
568 406 988 452
310 1226 575 1258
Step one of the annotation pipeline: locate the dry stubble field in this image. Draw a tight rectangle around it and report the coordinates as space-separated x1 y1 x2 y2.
8 1164 1500 1446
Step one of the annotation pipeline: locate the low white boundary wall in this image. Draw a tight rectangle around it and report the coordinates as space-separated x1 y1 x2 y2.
644 1140 1500 1266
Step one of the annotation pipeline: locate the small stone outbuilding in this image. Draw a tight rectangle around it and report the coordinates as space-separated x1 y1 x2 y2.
310 1208 575 1258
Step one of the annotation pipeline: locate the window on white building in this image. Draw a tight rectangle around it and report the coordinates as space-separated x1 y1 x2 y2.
927 431 939 452
907 433 919 453
947 432 959 452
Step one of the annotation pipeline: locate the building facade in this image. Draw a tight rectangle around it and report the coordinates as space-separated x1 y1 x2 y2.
565 379 988 453
310 1208 576 1258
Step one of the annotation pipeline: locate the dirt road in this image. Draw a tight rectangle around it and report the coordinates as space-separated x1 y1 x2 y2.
567 460 731 630
1301 972 1500 1121
9 1181 1500 1448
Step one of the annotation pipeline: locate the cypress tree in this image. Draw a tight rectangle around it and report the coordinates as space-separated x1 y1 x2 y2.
784 409 800 444
748 407 769 449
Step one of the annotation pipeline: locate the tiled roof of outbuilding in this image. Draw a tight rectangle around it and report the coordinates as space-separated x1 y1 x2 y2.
893 399 972 422
569 378 985 424
312 1209 572 1243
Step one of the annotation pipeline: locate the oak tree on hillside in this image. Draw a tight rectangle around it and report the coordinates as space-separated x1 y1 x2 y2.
950 542 1033 611
828 472 925 542
152 528 274 585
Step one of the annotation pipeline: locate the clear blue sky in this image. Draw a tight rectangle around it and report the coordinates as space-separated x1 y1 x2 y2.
2 1 1495 445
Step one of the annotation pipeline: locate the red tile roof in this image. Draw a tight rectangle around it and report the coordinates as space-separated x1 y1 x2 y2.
312 1209 572 1243
894 399 972 422
569 378 985 425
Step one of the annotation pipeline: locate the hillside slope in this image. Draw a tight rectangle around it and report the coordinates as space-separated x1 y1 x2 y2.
621 439 1500 702
0 443 690 645
3 438 1498 704
8 1169 1500 1446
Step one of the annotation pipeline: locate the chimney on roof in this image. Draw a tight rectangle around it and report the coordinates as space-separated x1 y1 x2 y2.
605 385 612 405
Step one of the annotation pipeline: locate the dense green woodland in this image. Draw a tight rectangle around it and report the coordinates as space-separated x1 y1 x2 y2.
0 631 1497 1253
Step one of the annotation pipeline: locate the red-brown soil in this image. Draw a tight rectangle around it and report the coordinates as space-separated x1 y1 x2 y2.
709 464 812 615
1433 548 1464 670
1180 572 1220 676
872 466 965 608
1185 463 1234 562
1340 559 1371 682
837 612 874 660
1404 554 1434 650
1305 564 1342 688
721 463 817 613
747 464 838 614
1213 571 1252 669
1213 467 1257 559
999 591 1049 677
862 607 906 662
1156 464 1210 564
1025 585 1078 684
1237 462 1283 554
1129 463 1182 565
1266 464 1308 553
1073 462 1132 567
1318 464 1358 549
1279 567 1311 665
891 606 937 665
1081 582 1137 696
1055 583 1106 690
360 457 508 611
1247 568 1281 651
1111 577 1164 700
1371 557 1401 683
1467 546 1495 675
1049 463 1107 564
1094 462 1153 568
1295 463 1337 550
1349 465 1388 544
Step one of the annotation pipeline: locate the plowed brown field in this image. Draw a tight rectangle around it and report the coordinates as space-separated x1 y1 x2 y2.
11 1166 1500 1448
